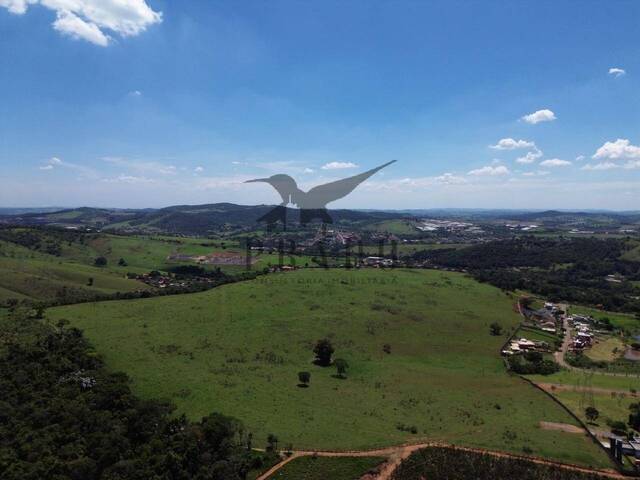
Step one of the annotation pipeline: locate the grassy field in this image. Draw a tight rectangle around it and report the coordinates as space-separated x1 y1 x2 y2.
48 269 611 467
517 326 561 345
267 456 385 479
0 230 311 301
0 255 148 301
551 390 638 428
528 370 640 391
586 337 626 362
368 219 417 235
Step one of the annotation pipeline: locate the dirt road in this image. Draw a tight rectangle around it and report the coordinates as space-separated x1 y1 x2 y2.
254 442 624 480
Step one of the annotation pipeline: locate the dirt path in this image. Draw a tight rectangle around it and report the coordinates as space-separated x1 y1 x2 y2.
538 382 639 396
254 442 624 480
555 315 572 369
539 421 585 433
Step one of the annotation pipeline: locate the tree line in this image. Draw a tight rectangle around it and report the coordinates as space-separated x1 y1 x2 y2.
0 313 262 480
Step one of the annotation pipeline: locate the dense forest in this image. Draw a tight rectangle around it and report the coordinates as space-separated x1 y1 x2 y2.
0 312 260 480
391 447 611 480
413 237 640 313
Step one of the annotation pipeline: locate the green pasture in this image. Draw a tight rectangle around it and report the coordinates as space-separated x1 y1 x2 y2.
551 390 639 429
49 269 611 467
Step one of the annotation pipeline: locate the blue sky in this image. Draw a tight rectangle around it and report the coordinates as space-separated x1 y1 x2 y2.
1 0 639 210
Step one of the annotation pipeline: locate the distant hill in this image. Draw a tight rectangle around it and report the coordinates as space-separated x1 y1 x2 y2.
1 204 638 235
0 203 404 234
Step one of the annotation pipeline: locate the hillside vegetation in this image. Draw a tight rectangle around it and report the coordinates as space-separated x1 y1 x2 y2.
415 237 640 313
49 269 610 467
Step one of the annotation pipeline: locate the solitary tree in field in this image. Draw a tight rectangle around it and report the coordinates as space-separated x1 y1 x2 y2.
118 258 128 266
313 338 334 366
34 304 45 319
266 433 278 452
334 358 349 378
87 277 94 286
489 322 503 336
94 256 107 267
6 298 19 312
298 371 310 387
585 406 599 423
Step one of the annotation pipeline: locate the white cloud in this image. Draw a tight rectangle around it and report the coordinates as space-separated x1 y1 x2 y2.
0 0 162 46
575 155 585 162
53 9 109 46
582 162 618 171
540 158 571 167
303 168 314 174
593 138 640 160
516 148 543 164
37 156 97 177
321 161 358 170
608 67 626 77
521 109 556 124
0 0 34 14
129 90 142 97
490 138 535 150
582 160 640 171
434 173 467 185
194 166 204 173
102 157 177 175
468 165 510 176
522 170 550 177
103 174 155 184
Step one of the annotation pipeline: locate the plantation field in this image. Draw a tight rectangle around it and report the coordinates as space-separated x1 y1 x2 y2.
49 269 611 467
267 456 385 479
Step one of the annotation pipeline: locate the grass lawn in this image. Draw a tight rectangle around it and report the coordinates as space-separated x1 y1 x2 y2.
517 326 561 345
550 390 639 428
267 456 385 480
528 370 640 392
586 337 626 363
48 269 612 468
0 255 148 300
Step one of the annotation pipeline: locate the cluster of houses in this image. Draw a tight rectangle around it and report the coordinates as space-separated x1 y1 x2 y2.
502 337 550 356
568 315 595 351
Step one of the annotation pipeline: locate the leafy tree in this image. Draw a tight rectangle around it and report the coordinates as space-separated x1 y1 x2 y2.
489 322 503 336
87 277 94 286
118 257 128 266
6 298 18 311
94 256 107 267
0 315 252 480
33 303 45 319
298 371 311 387
585 406 599 423
334 358 349 378
313 338 334 366
524 351 543 364
266 433 279 452
628 403 640 431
